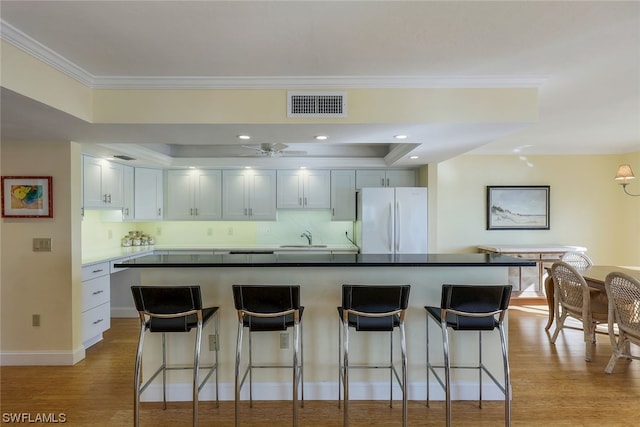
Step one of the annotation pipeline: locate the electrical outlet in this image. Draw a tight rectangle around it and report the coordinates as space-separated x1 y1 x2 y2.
32 314 40 327
280 332 289 349
207 227 213 236
209 334 217 351
156 227 162 236
227 227 234 236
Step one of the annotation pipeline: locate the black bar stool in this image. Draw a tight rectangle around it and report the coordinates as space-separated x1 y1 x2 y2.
131 285 219 427
425 284 512 427
337 284 411 427
232 284 303 426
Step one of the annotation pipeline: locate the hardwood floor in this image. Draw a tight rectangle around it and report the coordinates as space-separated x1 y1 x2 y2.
2 305 640 426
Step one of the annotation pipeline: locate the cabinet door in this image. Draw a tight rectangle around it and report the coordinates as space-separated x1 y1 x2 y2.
103 161 124 207
304 170 330 209
122 165 135 220
331 170 356 221
194 170 222 220
356 170 386 189
276 170 304 208
249 170 276 220
166 170 195 219
83 156 105 207
386 169 416 187
222 170 249 220
135 168 164 220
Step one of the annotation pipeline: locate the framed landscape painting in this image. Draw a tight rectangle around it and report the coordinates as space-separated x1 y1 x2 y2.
1 176 53 218
486 185 549 230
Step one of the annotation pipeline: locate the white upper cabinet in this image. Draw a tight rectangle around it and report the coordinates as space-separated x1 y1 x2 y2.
134 167 164 220
330 170 356 221
223 169 276 220
122 165 134 220
277 169 330 209
355 169 416 189
166 169 222 220
82 156 125 208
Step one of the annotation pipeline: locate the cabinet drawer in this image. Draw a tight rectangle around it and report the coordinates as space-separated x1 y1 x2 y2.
82 302 111 342
82 262 110 281
82 275 110 311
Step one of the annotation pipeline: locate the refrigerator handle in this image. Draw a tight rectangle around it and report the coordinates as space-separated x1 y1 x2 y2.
396 201 400 251
388 203 393 252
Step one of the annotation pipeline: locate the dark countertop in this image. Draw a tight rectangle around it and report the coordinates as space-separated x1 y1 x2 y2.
113 253 535 268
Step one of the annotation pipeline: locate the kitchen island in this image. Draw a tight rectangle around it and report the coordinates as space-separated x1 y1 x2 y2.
114 253 533 403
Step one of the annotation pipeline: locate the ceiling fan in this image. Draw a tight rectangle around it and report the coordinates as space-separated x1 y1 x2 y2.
241 143 307 157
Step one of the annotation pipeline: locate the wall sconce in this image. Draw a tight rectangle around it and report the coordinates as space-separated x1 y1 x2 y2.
615 164 640 196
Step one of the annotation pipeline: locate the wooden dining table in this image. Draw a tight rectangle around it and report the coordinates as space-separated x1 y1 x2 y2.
544 265 640 330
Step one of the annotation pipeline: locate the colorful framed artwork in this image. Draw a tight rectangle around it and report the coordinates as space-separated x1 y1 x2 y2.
487 185 550 230
1 176 53 218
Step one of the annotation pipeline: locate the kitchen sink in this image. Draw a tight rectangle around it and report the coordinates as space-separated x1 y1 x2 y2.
279 244 328 248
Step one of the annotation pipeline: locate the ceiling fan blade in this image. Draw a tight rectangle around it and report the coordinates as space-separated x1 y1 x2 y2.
270 143 289 152
280 150 308 156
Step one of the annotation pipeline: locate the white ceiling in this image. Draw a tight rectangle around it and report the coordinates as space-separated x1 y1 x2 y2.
1 1 639 168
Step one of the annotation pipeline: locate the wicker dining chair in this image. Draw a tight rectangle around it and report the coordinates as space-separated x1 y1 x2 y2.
560 251 594 270
604 272 640 373
550 261 608 361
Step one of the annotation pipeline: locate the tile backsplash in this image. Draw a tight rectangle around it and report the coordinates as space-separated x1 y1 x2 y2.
82 209 354 252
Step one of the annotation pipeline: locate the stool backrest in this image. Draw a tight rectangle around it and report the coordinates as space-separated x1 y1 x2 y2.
342 284 411 313
131 285 204 332
441 284 512 315
232 285 301 313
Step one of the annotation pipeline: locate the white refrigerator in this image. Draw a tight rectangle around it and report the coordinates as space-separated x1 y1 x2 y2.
355 187 428 254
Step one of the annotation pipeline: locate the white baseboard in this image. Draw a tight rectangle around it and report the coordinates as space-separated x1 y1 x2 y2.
140 380 505 402
0 346 86 366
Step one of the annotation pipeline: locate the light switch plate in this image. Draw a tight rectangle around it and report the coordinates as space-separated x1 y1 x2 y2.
33 238 52 252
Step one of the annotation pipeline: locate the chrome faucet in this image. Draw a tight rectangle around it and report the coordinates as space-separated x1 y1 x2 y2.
301 230 312 245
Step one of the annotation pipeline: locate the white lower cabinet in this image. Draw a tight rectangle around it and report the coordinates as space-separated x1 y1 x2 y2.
81 261 111 348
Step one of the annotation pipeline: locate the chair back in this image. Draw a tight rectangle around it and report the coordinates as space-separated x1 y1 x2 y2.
441 284 512 315
131 285 204 332
550 262 590 312
341 284 410 313
560 251 593 269
605 272 640 336
232 285 301 313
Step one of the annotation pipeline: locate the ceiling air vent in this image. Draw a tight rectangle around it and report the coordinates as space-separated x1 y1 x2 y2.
113 154 136 161
287 91 347 118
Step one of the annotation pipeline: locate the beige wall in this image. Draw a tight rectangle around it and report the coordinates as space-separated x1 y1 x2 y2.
432 153 640 265
0 141 83 364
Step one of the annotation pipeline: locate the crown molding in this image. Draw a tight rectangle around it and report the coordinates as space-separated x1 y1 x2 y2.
1 20 94 86
1 19 548 90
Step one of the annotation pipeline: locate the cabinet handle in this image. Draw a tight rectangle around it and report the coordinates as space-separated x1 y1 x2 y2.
91 269 104 273
108 194 112 203
195 208 198 216
92 318 104 325
244 208 248 216
249 208 253 217
103 194 108 203
92 290 104 295
299 197 302 206
190 208 194 216
157 208 161 216
386 178 390 187
304 197 308 206
124 208 129 216
332 208 335 216
381 178 384 186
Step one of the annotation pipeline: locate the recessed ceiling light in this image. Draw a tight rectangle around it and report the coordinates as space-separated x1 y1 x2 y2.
244 166 252 169
300 166 307 169
394 135 408 140
238 135 251 140
315 135 328 140
409 155 419 160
